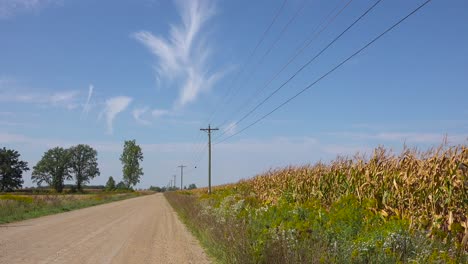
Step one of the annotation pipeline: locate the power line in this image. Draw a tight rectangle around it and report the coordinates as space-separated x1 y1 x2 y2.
186 0 290 169
205 0 289 125
184 144 208 175
215 0 379 140
187 134 208 165
190 0 351 167
216 0 309 122
215 0 432 144
214 0 354 130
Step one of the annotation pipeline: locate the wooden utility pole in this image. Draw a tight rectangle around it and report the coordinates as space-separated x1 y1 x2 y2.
200 124 219 194
173 174 177 189
178 165 186 190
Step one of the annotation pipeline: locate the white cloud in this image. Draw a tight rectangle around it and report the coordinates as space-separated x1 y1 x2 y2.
133 107 151 125
0 88 80 109
0 0 61 19
100 96 133 134
0 78 95 111
81 84 94 117
152 109 170 118
50 90 80 109
134 0 224 107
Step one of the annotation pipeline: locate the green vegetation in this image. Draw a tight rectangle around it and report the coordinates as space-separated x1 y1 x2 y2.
69 144 100 192
116 181 128 190
0 147 29 191
120 139 144 188
165 144 467 263
32 147 71 193
31 144 101 193
0 192 143 224
106 176 116 191
1 142 148 224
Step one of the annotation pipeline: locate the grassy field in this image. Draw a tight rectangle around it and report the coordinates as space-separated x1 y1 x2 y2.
166 144 467 263
0 191 148 224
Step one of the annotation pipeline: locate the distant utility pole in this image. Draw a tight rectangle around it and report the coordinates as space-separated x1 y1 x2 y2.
173 174 177 189
177 165 186 190
200 124 219 194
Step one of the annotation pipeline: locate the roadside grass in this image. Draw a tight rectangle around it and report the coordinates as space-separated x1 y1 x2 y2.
165 144 467 263
166 191 466 264
165 192 252 264
0 192 146 224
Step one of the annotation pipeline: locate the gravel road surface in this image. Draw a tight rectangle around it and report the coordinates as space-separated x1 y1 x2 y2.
0 194 211 264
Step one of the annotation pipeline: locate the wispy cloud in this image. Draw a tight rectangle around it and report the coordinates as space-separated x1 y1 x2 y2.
0 0 61 19
133 107 151 125
81 84 94 118
100 96 133 134
49 90 80 109
151 109 170 118
0 88 80 109
134 0 224 107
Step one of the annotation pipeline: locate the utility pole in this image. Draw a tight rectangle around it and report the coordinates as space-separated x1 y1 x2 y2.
173 174 176 189
200 124 219 194
178 165 186 190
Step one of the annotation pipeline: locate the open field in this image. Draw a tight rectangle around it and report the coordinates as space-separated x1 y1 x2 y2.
0 194 210 264
166 144 467 263
0 191 146 224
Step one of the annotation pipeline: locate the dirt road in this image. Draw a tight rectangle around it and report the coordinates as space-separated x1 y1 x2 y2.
0 194 211 264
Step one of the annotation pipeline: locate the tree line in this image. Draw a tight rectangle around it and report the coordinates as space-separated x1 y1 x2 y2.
148 183 197 193
0 140 144 193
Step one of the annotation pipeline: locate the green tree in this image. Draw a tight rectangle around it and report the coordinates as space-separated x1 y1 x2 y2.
69 144 100 192
0 147 29 192
106 176 116 191
116 181 127 190
187 183 197 190
32 147 71 193
120 140 143 188
149 185 162 192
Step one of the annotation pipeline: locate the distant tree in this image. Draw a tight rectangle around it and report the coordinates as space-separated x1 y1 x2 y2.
69 144 100 192
0 147 29 192
120 140 143 188
116 181 127 190
149 185 162 192
106 176 116 191
187 183 197 190
32 147 71 193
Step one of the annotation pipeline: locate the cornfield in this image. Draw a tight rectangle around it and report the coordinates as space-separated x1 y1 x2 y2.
243 144 467 244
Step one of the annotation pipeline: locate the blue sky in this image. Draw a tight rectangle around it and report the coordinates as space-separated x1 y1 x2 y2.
1 0 467 189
